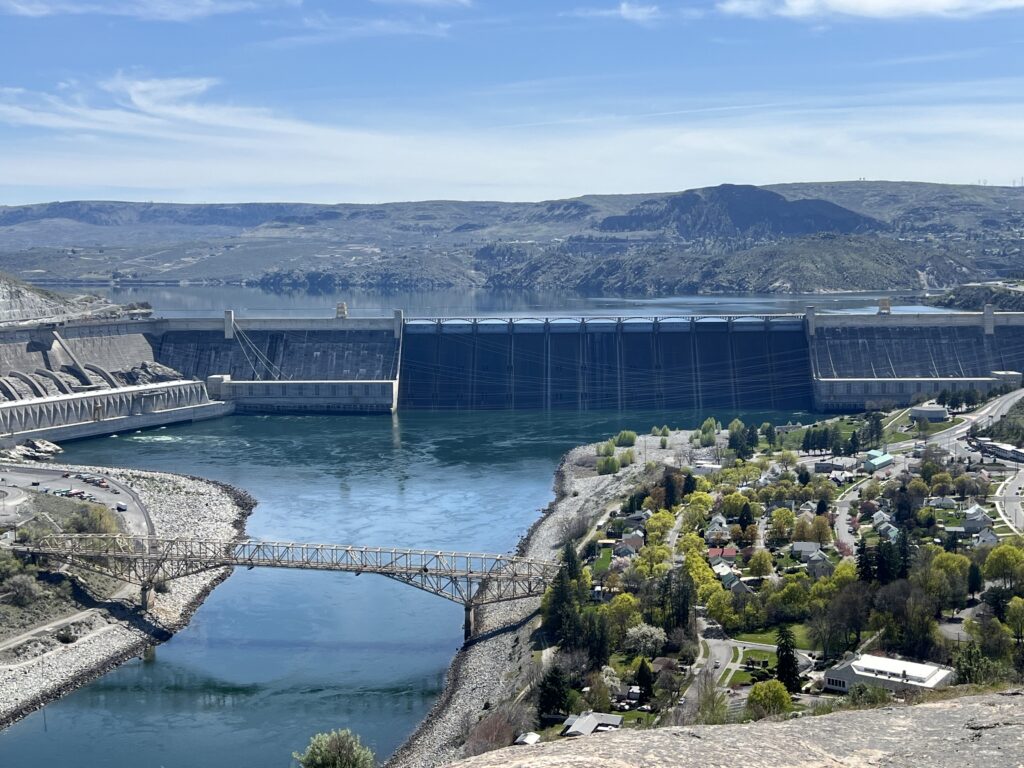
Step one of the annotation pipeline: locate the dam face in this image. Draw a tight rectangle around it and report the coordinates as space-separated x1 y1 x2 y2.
1 306 1023 441
397 317 814 411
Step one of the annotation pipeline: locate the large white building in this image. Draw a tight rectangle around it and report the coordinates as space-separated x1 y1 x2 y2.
824 654 955 694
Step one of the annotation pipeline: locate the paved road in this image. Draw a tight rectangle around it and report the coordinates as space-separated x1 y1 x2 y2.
992 469 1024 534
0 463 151 536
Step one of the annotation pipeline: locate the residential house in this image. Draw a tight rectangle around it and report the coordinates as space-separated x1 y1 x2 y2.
729 578 755 595
872 510 892 528
798 501 817 515
614 544 638 558
620 530 645 551
928 497 958 510
824 654 954 694
976 528 1000 547
707 547 738 564
807 549 836 579
704 513 730 545
712 561 734 580
876 521 901 543
790 541 822 563
963 505 995 534
560 711 624 737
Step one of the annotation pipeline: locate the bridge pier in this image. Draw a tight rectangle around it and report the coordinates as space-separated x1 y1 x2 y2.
464 603 476 642
140 583 153 611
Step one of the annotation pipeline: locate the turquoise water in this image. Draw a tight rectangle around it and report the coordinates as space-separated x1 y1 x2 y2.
0 409 807 766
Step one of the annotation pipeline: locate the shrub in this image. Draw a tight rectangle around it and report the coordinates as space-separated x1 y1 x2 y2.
154 579 171 594
596 439 617 457
615 430 637 447
619 449 635 467
661 426 670 437
463 702 535 757
292 729 374 768
597 457 621 475
745 680 792 719
660 437 668 449
8 574 41 607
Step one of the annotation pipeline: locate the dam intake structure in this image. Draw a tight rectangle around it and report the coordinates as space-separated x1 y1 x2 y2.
0 304 1022 442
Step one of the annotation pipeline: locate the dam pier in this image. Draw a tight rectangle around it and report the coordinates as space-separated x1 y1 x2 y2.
0 305 1022 444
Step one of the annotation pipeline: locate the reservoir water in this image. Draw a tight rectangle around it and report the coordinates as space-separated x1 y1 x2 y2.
0 407 806 766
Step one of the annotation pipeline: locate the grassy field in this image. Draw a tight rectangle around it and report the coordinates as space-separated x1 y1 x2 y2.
727 669 754 686
742 648 777 665
592 547 612 576
734 623 814 650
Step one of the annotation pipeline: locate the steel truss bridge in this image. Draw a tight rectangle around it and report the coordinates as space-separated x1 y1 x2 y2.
9 534 562 639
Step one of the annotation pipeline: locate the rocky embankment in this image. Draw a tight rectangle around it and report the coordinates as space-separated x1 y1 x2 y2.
448 690 1024 768
388 432 693 768
0 466 254 729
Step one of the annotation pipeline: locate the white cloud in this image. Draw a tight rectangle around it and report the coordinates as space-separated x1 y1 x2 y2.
718 0 1024 18
566 2 665 23
371 0 471 6
265 12 451 47
0 0 293 21
1 74 1023 203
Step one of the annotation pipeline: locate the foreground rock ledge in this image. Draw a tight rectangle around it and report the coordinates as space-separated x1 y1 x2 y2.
449 691 1024 768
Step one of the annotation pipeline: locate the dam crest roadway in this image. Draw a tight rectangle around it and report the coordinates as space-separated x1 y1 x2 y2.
4 534 563 640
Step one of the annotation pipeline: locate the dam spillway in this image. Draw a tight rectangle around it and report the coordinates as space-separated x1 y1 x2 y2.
1 306 1024 440
397 317 813 411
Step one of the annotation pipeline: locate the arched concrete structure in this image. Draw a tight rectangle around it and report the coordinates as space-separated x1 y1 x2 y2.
8 370 46 398
34 368 72 394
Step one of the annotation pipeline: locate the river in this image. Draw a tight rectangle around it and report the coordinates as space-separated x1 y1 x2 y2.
67 284 944 318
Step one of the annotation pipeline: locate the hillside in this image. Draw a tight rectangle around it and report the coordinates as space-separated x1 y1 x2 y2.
0 182 1020 295
0 274 110 324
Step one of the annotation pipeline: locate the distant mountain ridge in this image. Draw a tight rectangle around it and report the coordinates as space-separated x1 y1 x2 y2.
0 181 1020 295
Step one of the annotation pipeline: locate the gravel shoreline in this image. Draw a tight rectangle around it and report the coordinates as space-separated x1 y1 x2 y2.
387 434 680 768
0 463 254 731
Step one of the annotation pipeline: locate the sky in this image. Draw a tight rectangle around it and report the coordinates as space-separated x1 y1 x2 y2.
0 0 1022 204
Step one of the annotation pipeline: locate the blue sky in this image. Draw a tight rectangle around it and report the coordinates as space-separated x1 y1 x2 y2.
0 0 1022 203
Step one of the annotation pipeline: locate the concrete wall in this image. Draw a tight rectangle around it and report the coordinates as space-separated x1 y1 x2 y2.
209 377 397 414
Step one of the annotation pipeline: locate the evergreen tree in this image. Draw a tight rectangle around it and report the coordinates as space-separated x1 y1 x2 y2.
538 666 571 715
801 429 812 453
848 430 861 455
896 530 912 580
775 625 801 693
739 503 754 531
856 539 875 582
797 465 811 486
968 561 984 598
563 542 582 582
762 423 777 447
876 541 899 585
635 658 655 704
682 472 697 497
584 611 611 669
745 424 761 453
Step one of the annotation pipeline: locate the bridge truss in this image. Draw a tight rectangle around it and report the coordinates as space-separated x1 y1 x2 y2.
11 534 562 612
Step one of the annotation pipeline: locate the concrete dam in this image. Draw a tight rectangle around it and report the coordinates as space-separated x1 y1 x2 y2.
1 306 1023 443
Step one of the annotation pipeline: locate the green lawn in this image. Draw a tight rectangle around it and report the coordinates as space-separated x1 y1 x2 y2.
731 646 741 664
733 623 814 650
727 669 754 686
742 648 777 665
592 547 612 576
620 710 654 727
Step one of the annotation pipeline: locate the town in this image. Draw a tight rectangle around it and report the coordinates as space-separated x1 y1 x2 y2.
489 393 1024 747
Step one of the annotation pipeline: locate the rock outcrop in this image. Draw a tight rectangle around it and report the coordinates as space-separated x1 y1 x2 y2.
448 690 1024 768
